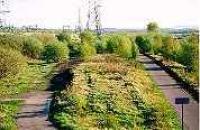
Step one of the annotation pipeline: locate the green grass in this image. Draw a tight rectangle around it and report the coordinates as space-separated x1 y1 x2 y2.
50 54 181 130
0 60 56 98
0 100 22 130
157 55 198 87
171 67 198 87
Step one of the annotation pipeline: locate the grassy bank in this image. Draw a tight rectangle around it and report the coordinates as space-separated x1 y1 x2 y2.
0 60 56 98
0 100 22 130
50 54 181 129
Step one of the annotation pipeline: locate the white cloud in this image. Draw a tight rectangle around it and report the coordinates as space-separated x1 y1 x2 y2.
7 0 199 28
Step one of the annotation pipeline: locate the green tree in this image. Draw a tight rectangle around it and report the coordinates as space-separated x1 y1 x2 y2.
178 33 199 71
135 36 152 53
152 34 163 54
106 35 119 53
43 41 69 63
147 22 159 32
78 30 97 60
162 36 181 61
116 35 132 58
80 30 96 44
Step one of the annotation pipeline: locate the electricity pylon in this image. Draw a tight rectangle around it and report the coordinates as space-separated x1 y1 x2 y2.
0 0 10 26
86 0 102 36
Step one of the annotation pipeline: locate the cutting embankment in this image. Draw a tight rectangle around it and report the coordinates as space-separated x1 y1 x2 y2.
50 54 181 130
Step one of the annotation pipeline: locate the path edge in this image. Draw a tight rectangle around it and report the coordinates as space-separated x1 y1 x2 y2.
143 53 199 102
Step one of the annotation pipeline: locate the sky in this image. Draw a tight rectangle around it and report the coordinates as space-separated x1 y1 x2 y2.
4 0 199 29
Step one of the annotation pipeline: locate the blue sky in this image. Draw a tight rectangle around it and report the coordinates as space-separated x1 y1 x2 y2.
6 0 199 29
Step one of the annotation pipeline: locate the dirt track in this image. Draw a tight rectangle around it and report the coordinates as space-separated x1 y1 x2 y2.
16 91 56 130
16 61 77 130
138 54 199 130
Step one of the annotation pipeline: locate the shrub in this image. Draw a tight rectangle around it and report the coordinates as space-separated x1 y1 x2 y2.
80 43 96 60
79 30 97 60
0 34 25 51
162 36 181 61
178 34 198 71
152 34 163 54
0 47 27 79
22 37 44 59
132 40 139 59
95 39 106 54
35 33 56 44
80 30 96 44
68 42 81 58
116 35 132 58
43 42 69 63
56 33 72 43
106 35 118 53
135 36 152 53
105 35 136 59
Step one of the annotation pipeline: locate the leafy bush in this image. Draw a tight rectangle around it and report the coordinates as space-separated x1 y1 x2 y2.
68 42 81 58
106 35 137 59
80 43 96 60
35 33 56 44
43 42 69 63
56 33 72 43
162 36 181 61
79 30 97 60
80 30 96 44
177 34 199 71
132 40 139 59
0 47 27 79
152 34 163 54
116 35 133 58
106 35 118 53
95 40 106 54
0 34 25 51
135 35 152 53
22 37 44 59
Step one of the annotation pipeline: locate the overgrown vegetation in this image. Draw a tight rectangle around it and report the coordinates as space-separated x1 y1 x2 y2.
135 23 199 87
43 41 69 63
0 47 27 79
22 37 44 59
50 55 181 130
135 35 152 53
0 23 197 130
105 34 138 59
34 33 57 44
0 33 60 130
0 61 55 98
0 100 22 130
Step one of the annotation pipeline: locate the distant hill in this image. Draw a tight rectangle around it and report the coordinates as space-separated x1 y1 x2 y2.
102 27 199 35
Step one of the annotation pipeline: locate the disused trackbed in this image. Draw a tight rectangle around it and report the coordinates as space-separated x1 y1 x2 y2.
138 54 199 130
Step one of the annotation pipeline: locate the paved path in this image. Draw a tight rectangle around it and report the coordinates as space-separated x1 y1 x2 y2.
16 91 56 130
138 54 199 130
